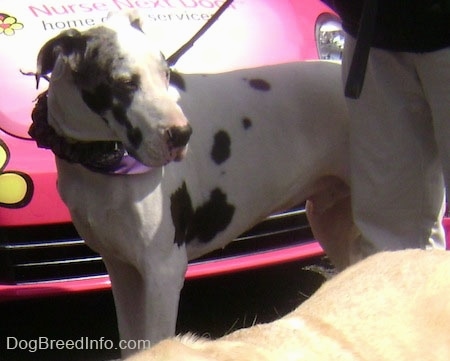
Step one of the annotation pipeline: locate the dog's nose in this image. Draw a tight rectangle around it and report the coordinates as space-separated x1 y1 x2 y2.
167 125 193 148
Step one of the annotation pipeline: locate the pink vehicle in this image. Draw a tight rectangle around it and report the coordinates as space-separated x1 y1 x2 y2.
0 0 445 302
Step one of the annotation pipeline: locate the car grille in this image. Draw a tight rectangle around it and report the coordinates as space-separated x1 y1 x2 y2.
0 204 313 285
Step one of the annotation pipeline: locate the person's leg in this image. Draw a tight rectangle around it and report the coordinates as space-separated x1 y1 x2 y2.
342 35 446 260
417 47 450 216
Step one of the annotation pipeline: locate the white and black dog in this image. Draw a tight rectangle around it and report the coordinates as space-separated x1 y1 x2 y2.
30 11 357 356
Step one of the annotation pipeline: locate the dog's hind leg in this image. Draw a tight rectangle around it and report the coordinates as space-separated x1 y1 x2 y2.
306 195 362 270
305 178 363 270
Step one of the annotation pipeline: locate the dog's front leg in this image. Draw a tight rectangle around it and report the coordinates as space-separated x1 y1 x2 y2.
102 255 147 347
140 242 188 348
103 243 188 357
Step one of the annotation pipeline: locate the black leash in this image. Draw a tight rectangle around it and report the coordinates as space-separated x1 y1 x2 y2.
344 0 378 99
167 0 234 66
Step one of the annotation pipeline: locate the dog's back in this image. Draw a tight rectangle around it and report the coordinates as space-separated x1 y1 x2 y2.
127 249 450 361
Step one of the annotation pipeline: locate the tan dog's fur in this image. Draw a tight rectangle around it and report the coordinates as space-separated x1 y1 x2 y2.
127 249 450 361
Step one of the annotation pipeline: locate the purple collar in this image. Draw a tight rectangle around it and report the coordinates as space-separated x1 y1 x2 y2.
29 90 153 175
95 153 153 175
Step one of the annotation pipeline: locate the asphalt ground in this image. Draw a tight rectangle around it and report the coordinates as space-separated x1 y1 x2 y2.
1 257 332 361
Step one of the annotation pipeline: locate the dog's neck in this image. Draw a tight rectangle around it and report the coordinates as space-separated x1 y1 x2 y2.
47 58 118 142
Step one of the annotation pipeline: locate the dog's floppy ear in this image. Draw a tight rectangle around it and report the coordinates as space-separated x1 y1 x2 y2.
35 28 86 89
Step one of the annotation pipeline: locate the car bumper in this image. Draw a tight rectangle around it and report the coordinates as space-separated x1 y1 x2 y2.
0 205 325 302
0 241 324 302
3 216 450 302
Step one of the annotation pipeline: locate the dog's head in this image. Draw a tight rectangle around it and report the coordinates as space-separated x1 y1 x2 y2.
36 11 192 167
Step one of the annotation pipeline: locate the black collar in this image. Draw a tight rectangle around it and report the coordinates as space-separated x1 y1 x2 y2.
29 91 127 173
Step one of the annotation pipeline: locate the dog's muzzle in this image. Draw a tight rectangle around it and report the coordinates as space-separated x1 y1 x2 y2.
166 124 192 162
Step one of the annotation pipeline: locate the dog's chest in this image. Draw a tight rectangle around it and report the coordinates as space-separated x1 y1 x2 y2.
56 159 167 255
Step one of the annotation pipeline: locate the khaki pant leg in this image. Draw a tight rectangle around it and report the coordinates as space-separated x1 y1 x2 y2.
342 35 446 259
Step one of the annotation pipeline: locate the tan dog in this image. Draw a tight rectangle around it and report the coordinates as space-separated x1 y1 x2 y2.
126 249 450 361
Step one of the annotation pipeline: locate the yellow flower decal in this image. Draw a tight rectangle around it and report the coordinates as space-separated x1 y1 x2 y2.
0 13 24 36
0 139 33 208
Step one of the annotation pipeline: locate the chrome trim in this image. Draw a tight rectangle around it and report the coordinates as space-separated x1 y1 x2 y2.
0 239 85 251
14 256 103 268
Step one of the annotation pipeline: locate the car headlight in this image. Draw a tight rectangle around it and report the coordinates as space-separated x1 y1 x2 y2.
315 13 345 62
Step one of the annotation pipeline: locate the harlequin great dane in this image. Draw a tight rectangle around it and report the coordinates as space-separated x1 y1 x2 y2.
126 249 450 361
31 11 357 357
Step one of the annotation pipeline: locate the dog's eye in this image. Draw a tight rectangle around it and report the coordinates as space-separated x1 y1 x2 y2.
120 78 138 90
115 75 139 91
112 74 141 104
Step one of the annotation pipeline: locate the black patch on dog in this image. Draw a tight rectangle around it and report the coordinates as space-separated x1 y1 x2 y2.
211 130 231 165
112 73 141 106
170 182 194 246
108 74 143 148
169 71 186 92
112 105 143 148
71 27 120 88
127 127 143 148
81 83 113 114
170 183 235 245
242 117 252 129
71 27 144 147
112 105 128 126
187 188 235 243
248 78 271 91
